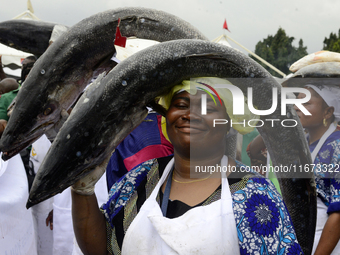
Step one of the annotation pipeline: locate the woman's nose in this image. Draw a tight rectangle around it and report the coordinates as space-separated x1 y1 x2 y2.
181 108 202 121
293 104 300 112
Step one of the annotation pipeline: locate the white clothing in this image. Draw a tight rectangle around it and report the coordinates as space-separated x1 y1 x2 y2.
0 154 37 254
30 135 54 255
310 124 340 254
55 172 108 255
121 156 240 255
30 134 51 175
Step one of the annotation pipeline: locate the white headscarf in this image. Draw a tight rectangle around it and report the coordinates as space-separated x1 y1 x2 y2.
305 84 340 121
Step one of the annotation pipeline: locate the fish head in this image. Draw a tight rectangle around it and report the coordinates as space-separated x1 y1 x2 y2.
27 73 149 206
0 92 60 160
0 52 88 159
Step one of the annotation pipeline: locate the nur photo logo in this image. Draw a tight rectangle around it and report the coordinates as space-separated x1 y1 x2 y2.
198 82 312 128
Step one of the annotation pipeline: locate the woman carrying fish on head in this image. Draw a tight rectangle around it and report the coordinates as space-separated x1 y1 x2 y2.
293 84 340 255
71 78 302 254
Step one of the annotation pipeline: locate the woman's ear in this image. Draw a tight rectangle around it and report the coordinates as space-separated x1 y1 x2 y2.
324 106 335 121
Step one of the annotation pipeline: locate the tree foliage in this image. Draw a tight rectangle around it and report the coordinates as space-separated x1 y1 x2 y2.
251 28 308 76
323 29 340 52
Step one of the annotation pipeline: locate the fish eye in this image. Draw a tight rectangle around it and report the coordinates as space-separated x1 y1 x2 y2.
43 104 56 116
44 108 52 115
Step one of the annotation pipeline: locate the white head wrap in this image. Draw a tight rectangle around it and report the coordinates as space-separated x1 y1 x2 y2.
305 84 340 121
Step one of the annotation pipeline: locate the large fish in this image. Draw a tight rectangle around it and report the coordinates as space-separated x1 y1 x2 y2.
0 7 208 159
289 51 340 73
0 19 61 56
28 39 316 255
283 62 340 87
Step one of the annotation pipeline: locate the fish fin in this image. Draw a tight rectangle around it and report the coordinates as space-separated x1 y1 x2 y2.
147 101 167 117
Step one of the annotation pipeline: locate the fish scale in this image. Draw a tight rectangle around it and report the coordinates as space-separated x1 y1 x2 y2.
28 39 316 255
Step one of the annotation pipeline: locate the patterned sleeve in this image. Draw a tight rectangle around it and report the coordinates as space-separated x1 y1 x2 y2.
313 138 340 214
100 159 156 254
101 159 155 227
327 139 340 213
232 175 303 255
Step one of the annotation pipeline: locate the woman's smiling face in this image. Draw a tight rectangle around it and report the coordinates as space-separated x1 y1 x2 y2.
294 87 328 129
165 90 229 158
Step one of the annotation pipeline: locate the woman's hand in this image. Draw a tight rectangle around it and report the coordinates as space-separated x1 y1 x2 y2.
247 135 267 176
45 210 53 230
72 155 112 255
71 155 111 196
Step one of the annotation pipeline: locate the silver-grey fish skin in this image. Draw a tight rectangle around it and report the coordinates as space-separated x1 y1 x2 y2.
28 39 316 255
283 62 340 87
0 7 208 159
0 19 60 56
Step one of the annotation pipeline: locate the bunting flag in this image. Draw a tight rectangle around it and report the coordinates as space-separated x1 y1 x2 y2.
114 18 127 47
223 19 230 32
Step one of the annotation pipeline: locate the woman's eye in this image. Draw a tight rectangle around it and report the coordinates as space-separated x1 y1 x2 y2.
172 99 189 108
175 103 188 109
206 104 218 112
206 108 215 112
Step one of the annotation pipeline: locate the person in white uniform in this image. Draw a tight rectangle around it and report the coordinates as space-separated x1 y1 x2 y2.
294 84 340 255
70 77 302 255
30 135 54 255
0 152 37 254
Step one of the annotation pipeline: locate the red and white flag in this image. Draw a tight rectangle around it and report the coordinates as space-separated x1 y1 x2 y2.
223 19 230 32
114 18 127 47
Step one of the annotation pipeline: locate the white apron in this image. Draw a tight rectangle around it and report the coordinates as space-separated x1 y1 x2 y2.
121 156 240 255
310 123 340 254
30 135 54 255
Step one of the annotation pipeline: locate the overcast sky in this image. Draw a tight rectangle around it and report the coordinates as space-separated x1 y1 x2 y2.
1 0 339 55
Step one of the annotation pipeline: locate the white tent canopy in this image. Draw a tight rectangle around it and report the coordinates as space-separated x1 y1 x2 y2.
12 0 40 21
0 44 31 78
213 32 286 78
212 34 232 48
12 10 40 21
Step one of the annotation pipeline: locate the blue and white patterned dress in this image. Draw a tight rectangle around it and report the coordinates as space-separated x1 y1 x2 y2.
309 131 340 213
101 156 302 255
